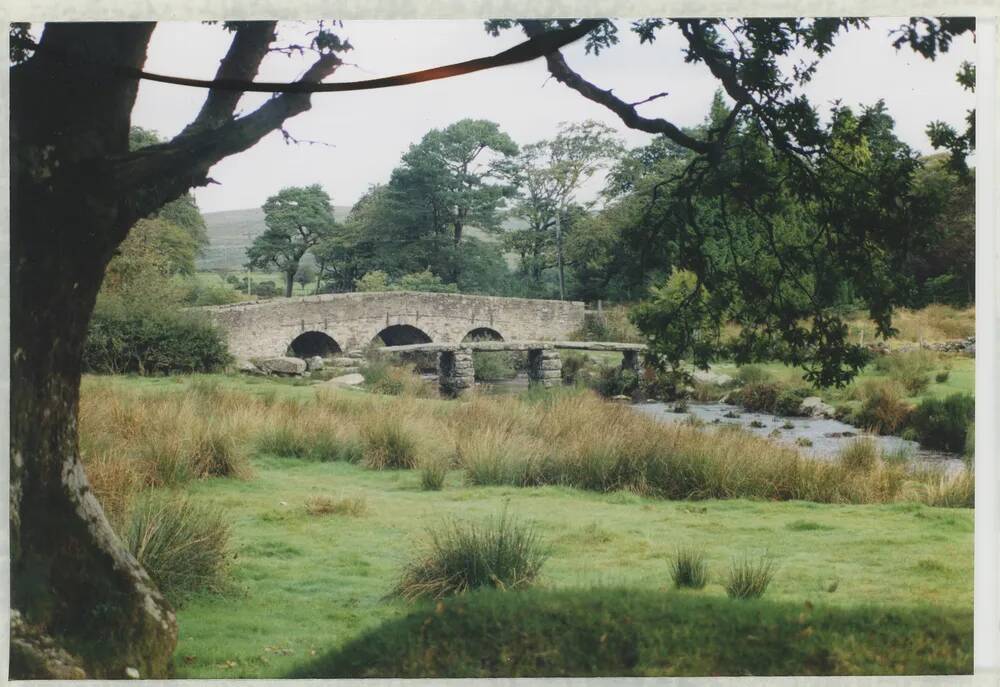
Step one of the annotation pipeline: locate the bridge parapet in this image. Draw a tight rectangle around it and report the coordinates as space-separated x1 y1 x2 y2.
202 291 585 359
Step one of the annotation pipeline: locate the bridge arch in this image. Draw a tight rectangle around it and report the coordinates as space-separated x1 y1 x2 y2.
288 331 341 358
372 324 433 347
463 327 504 342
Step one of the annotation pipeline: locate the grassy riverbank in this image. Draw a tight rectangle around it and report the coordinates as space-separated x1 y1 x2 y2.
78 374 973 678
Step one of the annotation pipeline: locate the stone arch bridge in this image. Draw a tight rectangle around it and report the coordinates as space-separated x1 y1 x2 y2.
203 291 587 361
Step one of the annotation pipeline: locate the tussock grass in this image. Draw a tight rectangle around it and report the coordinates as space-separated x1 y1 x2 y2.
726 555 775 600
420 457 448 491
852 380 913 434
363 361 436 397
838 438 880 472
670 547 708 589
394 509 549 601
80 378 970 524
360 411 421 469
123 493 232 605
304 494 368 517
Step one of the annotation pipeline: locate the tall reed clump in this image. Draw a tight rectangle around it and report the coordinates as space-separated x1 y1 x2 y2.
852 380 913 435
443 390 927 506
837 438 880 472
78 381 256 500
360 410 420 469
725 555 775 600
122 493 232 605
394 509 549 601
420 457 449 491
670 547 709 589
362 360 436 398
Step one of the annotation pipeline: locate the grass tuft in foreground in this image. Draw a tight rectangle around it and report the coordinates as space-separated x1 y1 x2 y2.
725 554 775 600
394 509 549 601
123 493 232 606
670 547 709 589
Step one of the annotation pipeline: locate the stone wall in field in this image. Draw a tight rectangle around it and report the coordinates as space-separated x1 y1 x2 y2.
202 291 586 359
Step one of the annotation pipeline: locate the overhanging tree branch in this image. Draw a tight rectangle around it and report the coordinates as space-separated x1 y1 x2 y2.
179 21 277 136
520 19 712 156
30 19 605 93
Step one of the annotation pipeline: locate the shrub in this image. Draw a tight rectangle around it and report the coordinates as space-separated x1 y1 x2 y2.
874 351 936 395
304 494 368 517
670 547 708 589
725 555 775 600
853 380 912 434
935 370 951 384
361 414 419 469
84 299 231 375
354 270 390 292
592 365 640 398
473 350 519 381
774 388 811 417
907 393 975 451
122 494 231 605
570 306 643 343
735 382 782 413
254 281 278 298
180 279 242 306
838 438 879 472
393 509 548 601
735 365 772 386
560 352 591 384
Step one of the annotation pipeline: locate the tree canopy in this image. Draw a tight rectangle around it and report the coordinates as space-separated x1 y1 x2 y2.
246 184 338 297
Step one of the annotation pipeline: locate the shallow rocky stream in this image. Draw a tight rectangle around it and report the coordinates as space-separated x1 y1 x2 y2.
634 401 966 475
478 373 966 475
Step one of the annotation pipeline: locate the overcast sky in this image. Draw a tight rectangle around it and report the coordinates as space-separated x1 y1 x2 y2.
129 18 977 214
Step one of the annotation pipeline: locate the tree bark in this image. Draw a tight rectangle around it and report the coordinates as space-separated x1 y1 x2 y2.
9 19 601 677
10 23 178 678
9 21 335 677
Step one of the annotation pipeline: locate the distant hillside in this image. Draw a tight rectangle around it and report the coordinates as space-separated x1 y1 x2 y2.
197 206 351 271
198 206 522 272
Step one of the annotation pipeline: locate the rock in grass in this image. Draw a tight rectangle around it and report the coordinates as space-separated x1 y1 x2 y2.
259 356 307 376
329 373 364 386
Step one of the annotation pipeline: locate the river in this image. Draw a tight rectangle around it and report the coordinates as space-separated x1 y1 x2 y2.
476 373 966 475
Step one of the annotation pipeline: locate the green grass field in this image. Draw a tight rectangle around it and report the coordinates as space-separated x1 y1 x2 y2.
169 458 971 677
82 375 973 677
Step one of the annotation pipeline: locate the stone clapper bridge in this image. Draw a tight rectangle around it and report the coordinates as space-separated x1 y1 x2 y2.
204 291 645 395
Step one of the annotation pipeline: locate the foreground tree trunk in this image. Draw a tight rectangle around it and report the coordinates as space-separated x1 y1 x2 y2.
9 20 334 677
10 23 178 677
9 19 598 676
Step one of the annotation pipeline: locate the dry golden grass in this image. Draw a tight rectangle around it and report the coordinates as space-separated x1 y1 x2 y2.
79 379 971 518
304 494 369 517
848 304 975 345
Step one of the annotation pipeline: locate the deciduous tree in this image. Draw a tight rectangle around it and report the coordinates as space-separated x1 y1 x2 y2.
246 184 336 296
9 19 597 677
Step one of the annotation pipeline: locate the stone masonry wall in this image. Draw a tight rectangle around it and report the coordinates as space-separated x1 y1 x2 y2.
202 291 586 360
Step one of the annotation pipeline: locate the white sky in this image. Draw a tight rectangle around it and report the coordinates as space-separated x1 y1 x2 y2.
129 18 977 213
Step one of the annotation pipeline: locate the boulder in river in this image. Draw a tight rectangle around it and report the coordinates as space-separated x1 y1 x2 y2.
800 396 835 419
